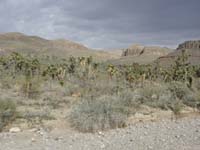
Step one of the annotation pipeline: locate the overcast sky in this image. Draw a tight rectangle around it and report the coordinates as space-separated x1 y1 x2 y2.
0 0 199 49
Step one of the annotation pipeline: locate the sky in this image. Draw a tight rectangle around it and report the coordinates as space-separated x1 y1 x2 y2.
0 0 200 49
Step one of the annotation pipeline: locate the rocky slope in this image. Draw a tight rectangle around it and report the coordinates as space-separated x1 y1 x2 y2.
156 40 200 66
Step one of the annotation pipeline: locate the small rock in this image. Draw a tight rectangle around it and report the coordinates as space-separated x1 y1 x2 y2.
29 128 38 132
37 131 44 136
55 137 63 141
144 132 148 136
98 131 104 136
135 113 145 118
148 146 153 149
9 127 21 133
161 139 166 142
175 135 180 138
144 125 149 129
31 138 36 142
151 94 158 99
100 144 105 149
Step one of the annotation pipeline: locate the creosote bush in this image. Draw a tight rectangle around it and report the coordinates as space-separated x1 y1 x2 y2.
0 99 16 131
136 82 198 114
168 81 200 108
69 93 139 132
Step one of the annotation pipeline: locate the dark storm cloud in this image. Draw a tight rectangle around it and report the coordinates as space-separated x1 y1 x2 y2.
0 0 199 48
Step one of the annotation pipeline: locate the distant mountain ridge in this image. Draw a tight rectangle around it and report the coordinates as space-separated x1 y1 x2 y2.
0 32 119 61
2 32 199 66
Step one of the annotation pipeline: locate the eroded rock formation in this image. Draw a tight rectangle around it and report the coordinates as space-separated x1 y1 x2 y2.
177 41 200 50
122 44 171 57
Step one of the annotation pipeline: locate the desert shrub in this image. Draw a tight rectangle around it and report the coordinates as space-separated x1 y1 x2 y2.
168 81 200 107
117 90 141 115
20 77 41 99
73 77 126 98
169 99 183 115
69 95 131 132
136 82 184 113
64 83 81 97
154 90 174 110
90 80 124 96
167 82 189 100
137 83 168 107
0 76 15 89
0 99 16 131
193 78 200 90
16 109 54 128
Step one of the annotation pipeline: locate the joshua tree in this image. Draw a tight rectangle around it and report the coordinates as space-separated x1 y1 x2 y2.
107 64 118 79
42 64 66 86
67 56 76 74
172 50 191 82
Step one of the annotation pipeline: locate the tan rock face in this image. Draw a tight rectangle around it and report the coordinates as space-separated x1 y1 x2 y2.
177 41 200 50
156 40 200 67
122 44 171 57
122 44 145 56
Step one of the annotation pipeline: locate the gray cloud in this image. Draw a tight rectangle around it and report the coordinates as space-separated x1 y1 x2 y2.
0 0 199 49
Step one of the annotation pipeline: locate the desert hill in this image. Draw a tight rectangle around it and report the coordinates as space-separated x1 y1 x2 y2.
0 32 119 61
156 40 200 66
108 44 172 65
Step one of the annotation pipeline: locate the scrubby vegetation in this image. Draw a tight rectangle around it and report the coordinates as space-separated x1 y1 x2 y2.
0 99 16 131
0 50 200 132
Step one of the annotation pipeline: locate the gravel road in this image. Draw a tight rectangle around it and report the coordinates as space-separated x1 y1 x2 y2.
0 116 200 150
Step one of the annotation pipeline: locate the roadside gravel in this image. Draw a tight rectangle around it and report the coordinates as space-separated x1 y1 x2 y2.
0 116 200 150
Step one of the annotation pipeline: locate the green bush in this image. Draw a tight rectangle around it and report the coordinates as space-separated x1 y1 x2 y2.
0 99 16 131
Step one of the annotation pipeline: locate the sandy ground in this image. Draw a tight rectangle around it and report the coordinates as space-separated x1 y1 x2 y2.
0 116 200 150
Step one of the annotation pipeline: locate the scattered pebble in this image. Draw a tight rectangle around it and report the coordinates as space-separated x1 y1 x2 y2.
0 117 200 150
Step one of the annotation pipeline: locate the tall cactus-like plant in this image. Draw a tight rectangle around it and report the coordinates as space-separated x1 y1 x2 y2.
107 64 118 79
68 56 76 74
170 49 195 88
172 50 190 82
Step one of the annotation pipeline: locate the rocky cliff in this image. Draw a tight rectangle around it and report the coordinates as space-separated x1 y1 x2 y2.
122 44 171 57
177 40 200 50
156 40 200 66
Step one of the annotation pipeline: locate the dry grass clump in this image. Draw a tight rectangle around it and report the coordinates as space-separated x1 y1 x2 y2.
168 81 200 108
137 83 174 109
0 99 16 131
136 81 200 114
69 92 140 132
69 80 200 132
